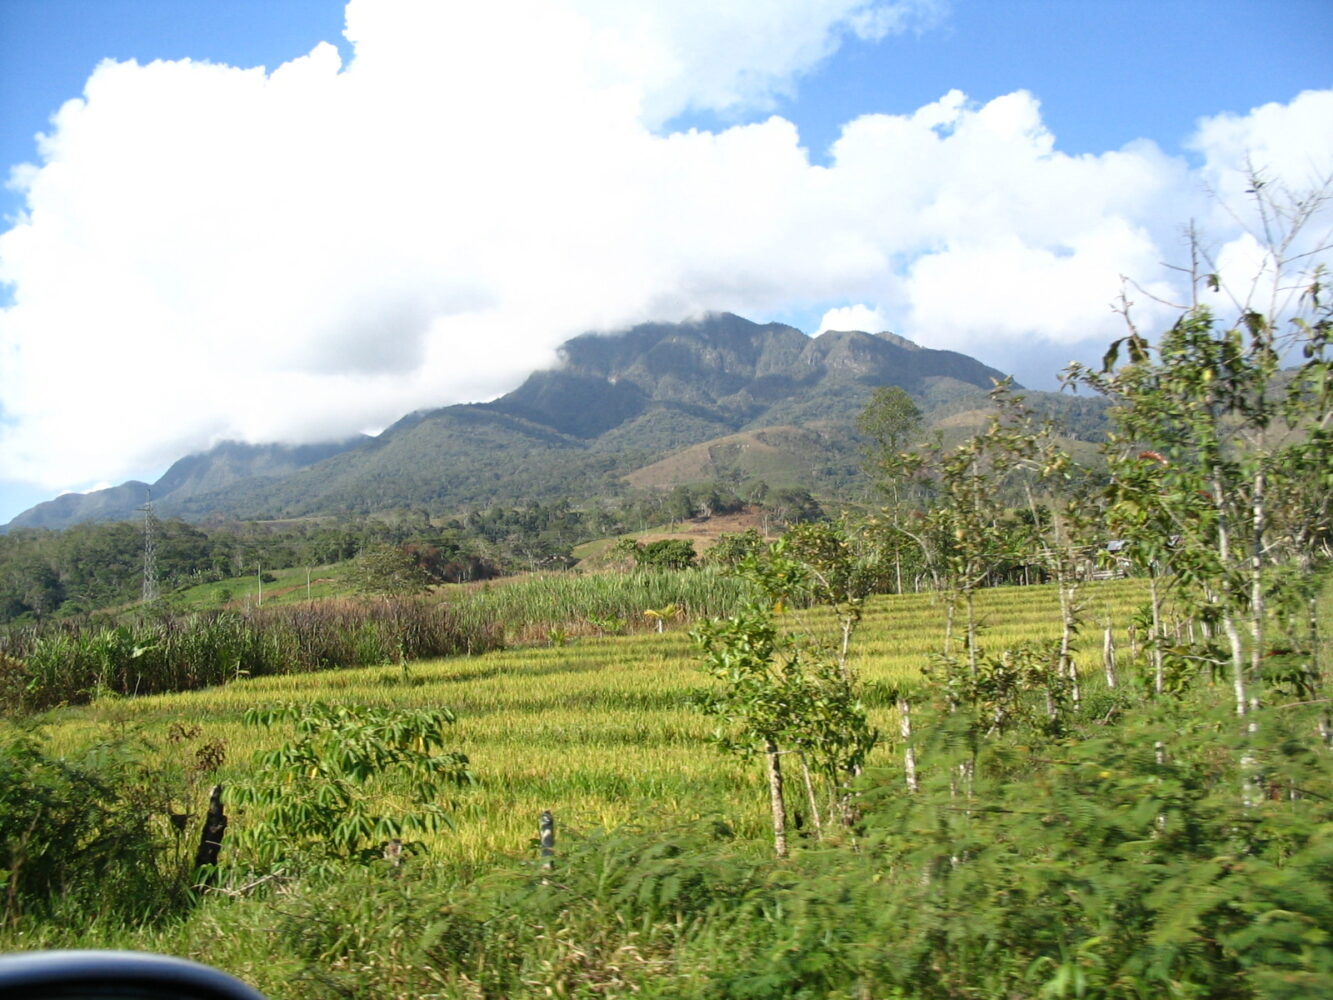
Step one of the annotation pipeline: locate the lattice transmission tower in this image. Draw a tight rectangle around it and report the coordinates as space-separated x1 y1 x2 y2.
139 490 159 605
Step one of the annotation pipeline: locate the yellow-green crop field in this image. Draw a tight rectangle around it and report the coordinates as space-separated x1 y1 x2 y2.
36 577 1155 866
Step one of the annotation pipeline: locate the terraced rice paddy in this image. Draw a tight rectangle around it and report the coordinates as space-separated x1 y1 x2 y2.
41 577 1152 866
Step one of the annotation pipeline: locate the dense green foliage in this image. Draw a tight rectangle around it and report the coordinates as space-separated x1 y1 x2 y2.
0 728 194 925
3 689 1327 998
233 703 473 871
621 538 699 570
0 485 814 625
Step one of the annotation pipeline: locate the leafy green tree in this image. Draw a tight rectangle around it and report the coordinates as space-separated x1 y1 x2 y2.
637 539 697 570
693 522 880 850
0 728 191 923
983 384 1107 719
903 385 1031 680
692 603 875 855
701 528 767 570
857 385 922 483
614 538 698 570
351 544 435 597
761 487 824 528
766 519 888 678
665 485 696 524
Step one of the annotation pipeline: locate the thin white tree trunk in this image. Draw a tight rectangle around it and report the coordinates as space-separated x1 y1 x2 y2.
1103 627 1118 688
1150 572 1164 697
1211 472 1249 716
899 698 919 793
1249 464 1266 713
766 739 788 858
798 753 823 842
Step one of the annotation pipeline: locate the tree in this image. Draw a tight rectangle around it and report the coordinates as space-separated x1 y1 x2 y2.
692 603 875 855
762 487 824 528
857 385 922 480
902 386 1032 679
235 703 471 870
984 384 1106 719
701 528 767 570
1066 174 1333 716
637 539 698 570
857 386 924 593
692 524 879 852
351 544 435 597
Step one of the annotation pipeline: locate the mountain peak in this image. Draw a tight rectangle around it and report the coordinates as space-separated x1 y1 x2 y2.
4 313 1023 530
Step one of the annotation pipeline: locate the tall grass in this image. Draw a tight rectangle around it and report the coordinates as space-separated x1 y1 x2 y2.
0 567 752 714
446 566 756 643
0 599 502 714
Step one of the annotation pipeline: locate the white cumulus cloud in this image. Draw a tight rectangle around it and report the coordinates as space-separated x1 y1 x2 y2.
819 304 892 334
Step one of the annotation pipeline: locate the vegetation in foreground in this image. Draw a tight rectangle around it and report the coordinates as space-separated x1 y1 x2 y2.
1 570 1328 999
1 178 1331 998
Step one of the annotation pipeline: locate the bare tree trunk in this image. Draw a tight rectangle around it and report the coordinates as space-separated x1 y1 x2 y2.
766 739 788 858
965 589 979 678
798 754 824 842
1222 610 1247 717
839 615 854 683
1056 569 1080 711
899 698 919 793
1103 627 1118 688
1248 465 1266 714
1211 474 1249 716
1149 572 1164 697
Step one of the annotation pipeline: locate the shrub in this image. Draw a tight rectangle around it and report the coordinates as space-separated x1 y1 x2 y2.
232 703 473 873
0 728 190 925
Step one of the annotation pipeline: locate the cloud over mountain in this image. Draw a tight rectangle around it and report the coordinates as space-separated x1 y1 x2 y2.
0 0 1329 496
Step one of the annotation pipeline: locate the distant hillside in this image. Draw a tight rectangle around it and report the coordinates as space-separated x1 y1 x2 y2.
4 313 1106 530
5 438 366 532
624 425 861 491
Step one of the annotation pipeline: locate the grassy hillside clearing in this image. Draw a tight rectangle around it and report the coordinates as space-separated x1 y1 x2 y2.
622 425 853 490
571 508 772 567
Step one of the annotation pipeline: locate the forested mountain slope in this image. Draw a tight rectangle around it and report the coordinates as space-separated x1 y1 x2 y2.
3 313 1103 529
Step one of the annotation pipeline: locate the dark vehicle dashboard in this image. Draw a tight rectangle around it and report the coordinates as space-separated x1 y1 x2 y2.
0 951 267 999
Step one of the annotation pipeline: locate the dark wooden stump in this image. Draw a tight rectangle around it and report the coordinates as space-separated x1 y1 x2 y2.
193 783 227 889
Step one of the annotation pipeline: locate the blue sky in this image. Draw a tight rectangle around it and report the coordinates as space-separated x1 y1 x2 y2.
0 0 1330 524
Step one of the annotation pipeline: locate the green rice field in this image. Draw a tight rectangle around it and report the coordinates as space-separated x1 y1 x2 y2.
36 576 1154 867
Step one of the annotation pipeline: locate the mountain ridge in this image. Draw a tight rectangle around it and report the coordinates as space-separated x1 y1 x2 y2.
3 313 1044 531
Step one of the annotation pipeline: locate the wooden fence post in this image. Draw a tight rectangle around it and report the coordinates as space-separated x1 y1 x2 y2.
539 810 555 869
193 783 227 890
